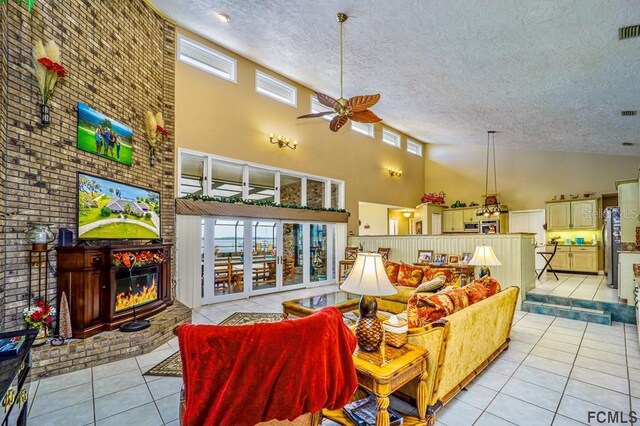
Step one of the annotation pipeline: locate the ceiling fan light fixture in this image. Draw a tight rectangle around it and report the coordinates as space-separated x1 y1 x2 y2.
296 12 382 132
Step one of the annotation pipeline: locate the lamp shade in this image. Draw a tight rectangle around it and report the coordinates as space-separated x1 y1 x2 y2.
340 253 397 296
468 245 502 266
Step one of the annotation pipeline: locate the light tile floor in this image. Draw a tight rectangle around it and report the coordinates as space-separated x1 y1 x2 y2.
26 275 640 425
528 272 619 303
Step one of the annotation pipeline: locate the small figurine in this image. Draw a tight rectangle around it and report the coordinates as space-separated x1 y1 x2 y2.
551 195 557 201
560 195 565 200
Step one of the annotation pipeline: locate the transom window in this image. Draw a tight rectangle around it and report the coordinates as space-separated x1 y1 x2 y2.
407 139 423 157
256 70 297 107
177 34 237 83
351 122 375 138
382 129 401 148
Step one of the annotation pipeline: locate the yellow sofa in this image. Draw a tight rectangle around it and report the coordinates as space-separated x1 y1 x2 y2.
396 286 519 425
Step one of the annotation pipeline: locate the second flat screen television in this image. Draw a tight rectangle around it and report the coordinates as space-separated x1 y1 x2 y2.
77 173 161 240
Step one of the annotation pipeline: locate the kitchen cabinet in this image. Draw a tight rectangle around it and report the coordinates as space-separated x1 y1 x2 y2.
618 252 640 306
616 180 639 242
546 198 599 231
442 209 464 232
463 208 479 224
548 245 598 273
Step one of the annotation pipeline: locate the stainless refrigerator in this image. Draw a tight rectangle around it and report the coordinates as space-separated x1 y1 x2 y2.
604 206 621 288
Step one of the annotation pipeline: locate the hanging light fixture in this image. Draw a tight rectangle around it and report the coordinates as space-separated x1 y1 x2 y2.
476 131 507 217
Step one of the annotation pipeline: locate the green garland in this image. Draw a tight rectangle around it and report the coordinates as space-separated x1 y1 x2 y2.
182 194 348 213
1 0 36 11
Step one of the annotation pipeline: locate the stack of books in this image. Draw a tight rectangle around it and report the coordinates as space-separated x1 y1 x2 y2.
343 395 403 426
0 335 25 359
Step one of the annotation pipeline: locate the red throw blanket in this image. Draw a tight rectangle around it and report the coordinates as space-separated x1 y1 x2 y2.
178 307 358 426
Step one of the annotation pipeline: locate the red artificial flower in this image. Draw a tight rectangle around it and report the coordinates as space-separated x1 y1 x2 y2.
31 310 44 322
53 64 67 78
156 125 169 137
45 316 52 325
37 57 55 70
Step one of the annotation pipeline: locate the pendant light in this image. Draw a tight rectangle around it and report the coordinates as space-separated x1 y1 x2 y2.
476 131 507 217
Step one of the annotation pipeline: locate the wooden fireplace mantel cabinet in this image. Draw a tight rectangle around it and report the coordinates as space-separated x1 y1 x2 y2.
56 244 173 338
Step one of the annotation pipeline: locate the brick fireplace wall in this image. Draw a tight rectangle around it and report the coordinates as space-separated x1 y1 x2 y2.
0 1 176 331
0 1 8 330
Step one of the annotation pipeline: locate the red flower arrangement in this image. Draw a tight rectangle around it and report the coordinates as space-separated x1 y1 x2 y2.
27 40 68 107
421 192 446 204
156 125 169 137
23 300 56 328
112 250 165 268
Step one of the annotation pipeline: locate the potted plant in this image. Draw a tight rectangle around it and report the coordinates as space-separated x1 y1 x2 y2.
23 300 56 346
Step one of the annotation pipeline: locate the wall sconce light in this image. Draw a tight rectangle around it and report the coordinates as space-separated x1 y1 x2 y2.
388 168 402 177
268 133 298 150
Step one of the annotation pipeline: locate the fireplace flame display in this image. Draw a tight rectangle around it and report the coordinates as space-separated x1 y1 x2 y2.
115 278 158 312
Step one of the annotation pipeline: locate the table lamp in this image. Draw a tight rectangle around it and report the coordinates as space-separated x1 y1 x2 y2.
340 253 397 352
468 245 502 278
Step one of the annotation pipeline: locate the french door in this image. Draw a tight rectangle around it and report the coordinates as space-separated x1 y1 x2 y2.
201 218 334 304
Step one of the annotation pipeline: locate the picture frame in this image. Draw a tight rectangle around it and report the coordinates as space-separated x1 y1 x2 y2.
433 253 447 265
461 252 472 265
415 220 423 235
77 102 133 166
447 254 460 265
417 250 433 264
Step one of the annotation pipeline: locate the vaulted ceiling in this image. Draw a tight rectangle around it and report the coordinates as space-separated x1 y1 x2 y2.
151 0 640 155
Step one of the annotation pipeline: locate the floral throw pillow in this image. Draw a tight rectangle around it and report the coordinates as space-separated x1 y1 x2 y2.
463 282 488 305
407 292 455 328
473 276 501 296
397 263 424 288
440 287 470 312
384 261 401 284
423 267 461 287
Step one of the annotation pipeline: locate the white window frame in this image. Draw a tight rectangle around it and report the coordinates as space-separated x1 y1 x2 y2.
177 34 237 83
351 121 375 138
255 70 297 107
407 139 423 157
382 129 401 148
310 95 333 121
177 148 345 210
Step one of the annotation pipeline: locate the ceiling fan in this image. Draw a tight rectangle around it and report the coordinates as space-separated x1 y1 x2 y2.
297 13 382 132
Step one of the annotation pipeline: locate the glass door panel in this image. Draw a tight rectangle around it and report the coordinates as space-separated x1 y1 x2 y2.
251 221 278 292
282 223 304 287
213 219 245 298
309 224 328 283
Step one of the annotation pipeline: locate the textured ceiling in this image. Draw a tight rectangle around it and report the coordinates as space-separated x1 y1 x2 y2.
151 0 640 155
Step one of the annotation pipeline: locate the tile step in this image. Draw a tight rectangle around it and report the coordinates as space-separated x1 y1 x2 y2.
524 293 636 324
521 301 611 325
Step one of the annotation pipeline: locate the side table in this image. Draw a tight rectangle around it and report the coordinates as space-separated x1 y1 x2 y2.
323 343 428 426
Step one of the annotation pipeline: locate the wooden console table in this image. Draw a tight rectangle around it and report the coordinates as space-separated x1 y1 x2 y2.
323 343 428 425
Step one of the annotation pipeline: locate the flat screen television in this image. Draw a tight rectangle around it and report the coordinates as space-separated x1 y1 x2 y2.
77 172 161 240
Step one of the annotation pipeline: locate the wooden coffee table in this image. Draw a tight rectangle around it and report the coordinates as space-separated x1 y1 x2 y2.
281 291 361 318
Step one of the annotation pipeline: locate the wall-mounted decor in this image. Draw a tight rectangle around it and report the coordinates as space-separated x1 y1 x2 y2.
77 102 133 166
0 0 36 12
415 220 422 234
77 173 160 240
26 40 67 125
145 111 168 166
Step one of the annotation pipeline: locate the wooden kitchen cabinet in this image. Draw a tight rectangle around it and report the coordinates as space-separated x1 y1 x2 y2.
547 245 598 273
546 198 599 231
443 209 464 232
570 200 599 230
463 208 479 223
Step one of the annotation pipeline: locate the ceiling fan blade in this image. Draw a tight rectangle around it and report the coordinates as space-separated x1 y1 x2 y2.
351 109 382 123
297 111 335 119
348 94 381 112
329 115 349 132
315 92 339 109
